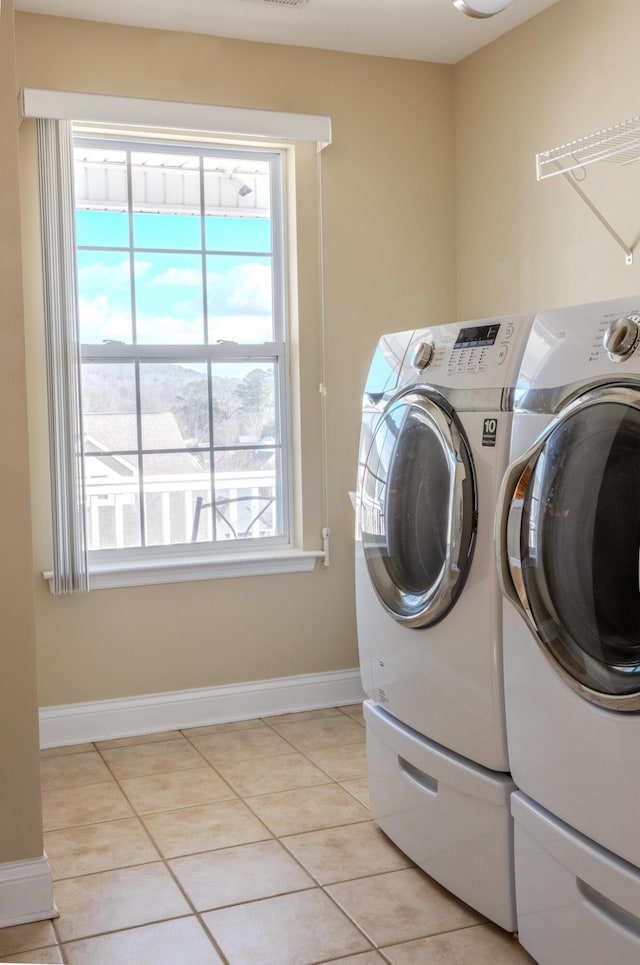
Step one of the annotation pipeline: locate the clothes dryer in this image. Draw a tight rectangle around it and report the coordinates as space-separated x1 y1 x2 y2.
497 295 640 860
496 295 640 962
355 313 533 930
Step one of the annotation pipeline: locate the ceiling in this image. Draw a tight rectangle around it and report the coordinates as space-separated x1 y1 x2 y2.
14 0 560 64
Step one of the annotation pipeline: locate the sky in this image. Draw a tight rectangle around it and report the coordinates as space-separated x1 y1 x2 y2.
75 209 275 346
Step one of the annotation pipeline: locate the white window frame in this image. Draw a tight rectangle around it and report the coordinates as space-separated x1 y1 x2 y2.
27 91 332 592
77 136 295 571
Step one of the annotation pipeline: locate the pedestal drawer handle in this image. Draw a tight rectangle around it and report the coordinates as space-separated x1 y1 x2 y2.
578 878 640 937
398 756 438 796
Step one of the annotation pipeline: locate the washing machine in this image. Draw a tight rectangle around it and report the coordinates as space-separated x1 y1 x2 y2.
355 312 533 930
496 296 640 963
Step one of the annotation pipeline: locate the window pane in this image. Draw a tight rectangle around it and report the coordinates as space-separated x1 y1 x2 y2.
76 210 129 249
203 157 271 232
211 362 277 447
82 363 138 450
205 216 272 254
134 252 204 344
84 453 141 550
141 453 209 547
130 151 201 250
133 212 202 251
207 255 273 343
77 249 133 343
213 449 280 541
139 362 210 450
83 362 141 550
74 145 129 242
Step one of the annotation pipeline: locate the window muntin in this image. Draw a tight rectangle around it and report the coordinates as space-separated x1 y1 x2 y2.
74 137 290 558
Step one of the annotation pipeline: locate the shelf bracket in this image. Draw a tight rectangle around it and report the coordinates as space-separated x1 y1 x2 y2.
553 160 634 266
536 112 640 268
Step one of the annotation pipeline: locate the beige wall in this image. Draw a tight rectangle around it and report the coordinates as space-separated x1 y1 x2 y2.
454 0 640 318
0 0 43 862
15 14 456 706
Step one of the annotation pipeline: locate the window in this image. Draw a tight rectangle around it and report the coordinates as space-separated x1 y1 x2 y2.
30 95 331 592
74 138 290 560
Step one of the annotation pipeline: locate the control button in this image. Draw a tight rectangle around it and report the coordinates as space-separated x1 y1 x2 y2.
603 314 640 361
497 344 509 364
411 340 435 370
503 324 514 340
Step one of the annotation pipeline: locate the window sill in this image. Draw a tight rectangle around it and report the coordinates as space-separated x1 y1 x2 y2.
43 548 325 592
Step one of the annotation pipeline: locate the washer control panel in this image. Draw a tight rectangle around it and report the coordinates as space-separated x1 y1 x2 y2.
401 315 531 389
446 321 509 375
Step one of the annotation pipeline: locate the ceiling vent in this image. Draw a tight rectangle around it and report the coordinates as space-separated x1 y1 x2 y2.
240 0 309 7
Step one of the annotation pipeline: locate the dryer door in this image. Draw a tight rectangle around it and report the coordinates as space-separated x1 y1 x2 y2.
501 384 640 710
360 388 477 628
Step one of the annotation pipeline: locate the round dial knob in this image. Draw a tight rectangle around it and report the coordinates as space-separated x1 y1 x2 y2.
411 340 435 370
604 314 640 361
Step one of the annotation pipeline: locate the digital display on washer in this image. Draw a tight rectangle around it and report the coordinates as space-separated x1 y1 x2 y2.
454 324 500 349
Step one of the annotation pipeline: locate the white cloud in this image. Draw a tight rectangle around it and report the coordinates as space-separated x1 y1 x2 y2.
148 267 202 288
208 262 271 315
148 262 271 317
78 258 152 287
78 294 131 342
135 312 204 344
209 314 273 343
78 258 273 343
78 295 205 345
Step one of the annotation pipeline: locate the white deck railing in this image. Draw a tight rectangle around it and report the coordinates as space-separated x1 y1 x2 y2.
85 469 278 549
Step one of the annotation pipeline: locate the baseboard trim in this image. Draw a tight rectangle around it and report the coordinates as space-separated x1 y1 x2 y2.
0 854 57 928
39 668 365 748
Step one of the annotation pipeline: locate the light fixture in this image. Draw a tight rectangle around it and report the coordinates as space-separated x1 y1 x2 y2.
453 0 515 17
225 171 253 197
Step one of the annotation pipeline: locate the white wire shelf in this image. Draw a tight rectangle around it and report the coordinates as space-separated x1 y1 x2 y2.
535 113 640 265
536 114 640 181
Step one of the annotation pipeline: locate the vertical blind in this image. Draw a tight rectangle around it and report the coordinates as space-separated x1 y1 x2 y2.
36 118 89 594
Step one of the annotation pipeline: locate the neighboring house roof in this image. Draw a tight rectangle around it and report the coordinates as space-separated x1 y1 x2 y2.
83 412 202 475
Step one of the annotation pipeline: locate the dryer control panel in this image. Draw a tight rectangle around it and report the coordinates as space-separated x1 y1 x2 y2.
516 297 640 395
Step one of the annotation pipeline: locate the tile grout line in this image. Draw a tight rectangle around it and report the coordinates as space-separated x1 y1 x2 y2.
91 738 234 964
25 709 509 965
31 707 377 964
132 713 374 961
129 732 368 963
43 746 205 957
235 711 383 958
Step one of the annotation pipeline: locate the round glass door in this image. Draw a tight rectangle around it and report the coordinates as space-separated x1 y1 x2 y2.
360 388 477 627
513 386 640 707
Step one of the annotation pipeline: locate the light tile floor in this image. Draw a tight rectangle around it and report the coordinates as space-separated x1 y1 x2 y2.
0 705 535 964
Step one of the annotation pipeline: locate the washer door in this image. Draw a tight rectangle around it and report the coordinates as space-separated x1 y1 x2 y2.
360 388 477 628
500 384 640 710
